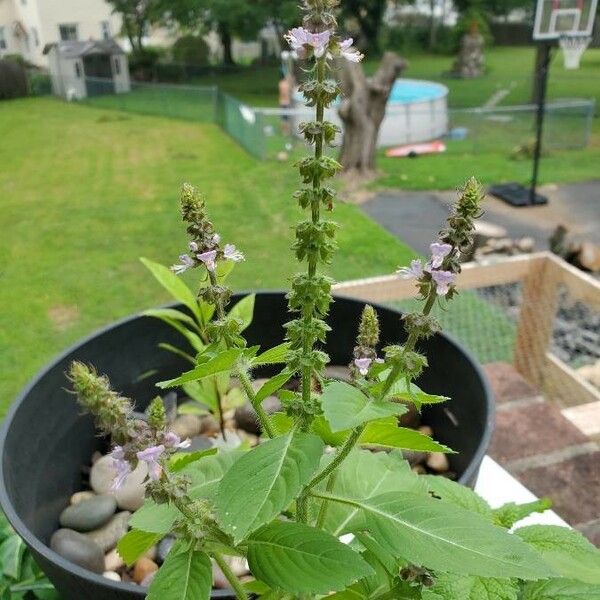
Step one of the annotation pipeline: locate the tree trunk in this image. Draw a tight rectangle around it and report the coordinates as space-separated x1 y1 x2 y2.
338 52 407 174
219 24 235 66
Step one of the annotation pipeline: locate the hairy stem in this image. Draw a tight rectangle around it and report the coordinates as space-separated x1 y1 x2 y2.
212 552 249 600
315 472 338 529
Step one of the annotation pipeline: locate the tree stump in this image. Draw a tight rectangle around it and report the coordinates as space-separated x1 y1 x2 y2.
451 31 485 79
337 51 407 174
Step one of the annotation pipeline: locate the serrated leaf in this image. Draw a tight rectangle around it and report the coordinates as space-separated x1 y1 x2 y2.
216 432 324 542
228 294 255 332
187 449 244 502
521 578 600 599
157 348 243 388
157 316 205 353
143 307 198 329
255 370 293 404
386 378 449 406
141 258 201 322
516 525 600 584
494 498 552 529
423 573 520 600
321 449 427 535
423 474 493 519
147 546 212 600
247 521 374 594
129 501 180 534
318 491 554 580
321 382 408 432
117 529 163 566
360 419 454 453
169 448 218 472
252 343 291 366
0 535 25 579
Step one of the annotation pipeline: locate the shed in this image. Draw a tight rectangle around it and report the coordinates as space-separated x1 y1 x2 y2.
43 40 130 101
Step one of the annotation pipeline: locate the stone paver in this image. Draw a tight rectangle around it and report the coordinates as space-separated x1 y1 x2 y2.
484 362 539 404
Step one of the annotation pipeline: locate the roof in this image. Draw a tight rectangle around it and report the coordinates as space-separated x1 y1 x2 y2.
43 39 126 58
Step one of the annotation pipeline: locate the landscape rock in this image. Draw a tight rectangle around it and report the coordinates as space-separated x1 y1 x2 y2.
198 414 221 436
398 402 421 429
70 491 96 506
184 435 214 452
90 455 118 495
426 452 450 473
115 462 148 511
133 557 159 584
402 450 427 467
59 495 117 532
84 511 131 552
213 557 249 588
103 571 121 582
104 548 124 572
170 414 203 439
157 536 175 564
50 529 105 574
234 396 282 435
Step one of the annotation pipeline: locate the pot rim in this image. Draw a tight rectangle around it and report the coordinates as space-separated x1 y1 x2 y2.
0 290 494 595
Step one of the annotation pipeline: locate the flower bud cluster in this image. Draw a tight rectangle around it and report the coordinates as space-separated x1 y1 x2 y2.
350 306 381 379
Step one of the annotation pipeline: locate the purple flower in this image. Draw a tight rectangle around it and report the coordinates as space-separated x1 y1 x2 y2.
109 446 131 491
397 259 424 280
285 27 331 59
136 445 165 481
189 241 199 252
164 432 191 449
429 242 452 269
197 250 217 272
340 38 364 63
354 357 372 376
223 244 244 262
431 270 456 296
170 254 194 275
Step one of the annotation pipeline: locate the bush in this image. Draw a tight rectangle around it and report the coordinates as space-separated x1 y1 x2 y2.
29 71 52 96
129 46 167 81
172 35 210 67
453 10 493 52
0 59 29 100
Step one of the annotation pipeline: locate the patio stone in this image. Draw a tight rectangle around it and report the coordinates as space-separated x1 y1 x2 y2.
488 401 589 464
483 362 539 404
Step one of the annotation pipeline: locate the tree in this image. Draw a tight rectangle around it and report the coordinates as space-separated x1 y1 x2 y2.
106 0 164 54
338 51 407 173
258 0 300 49
339 0 389 53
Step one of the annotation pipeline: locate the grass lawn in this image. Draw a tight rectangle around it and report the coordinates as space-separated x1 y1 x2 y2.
0 97 416 416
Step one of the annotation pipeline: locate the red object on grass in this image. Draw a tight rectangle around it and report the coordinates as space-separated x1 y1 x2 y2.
385 140 446 158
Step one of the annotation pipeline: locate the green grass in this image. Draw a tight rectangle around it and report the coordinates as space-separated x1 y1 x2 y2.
0 97 415 416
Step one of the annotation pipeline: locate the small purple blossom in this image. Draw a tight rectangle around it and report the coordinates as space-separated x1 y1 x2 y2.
223 244 244 262
164 432 191 449
170 254 194 275
354 357 372 376
397 259 424 280
109 446 131 491
189 241 199 252
431 270 456 296
136 445 165 481
285 27 331 59
211 233 221 246
340 38 364 63
197 250 217 272
429 242 452 269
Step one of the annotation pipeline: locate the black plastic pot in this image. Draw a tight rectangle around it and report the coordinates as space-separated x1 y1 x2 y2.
0 292 493 600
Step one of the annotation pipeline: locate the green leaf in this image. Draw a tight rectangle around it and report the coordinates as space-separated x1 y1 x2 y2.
247 521 374 594
360 419 454 453
521 578 600 599
321 449 427 535
147 545 212 600
255 370 293 404
143 307 199 330
216 432 324 542
187 449 244 502
516 525 600 584
321 381 408 432
157 348 243 388
311 415 348 446
141 258 201 322
494 498 552 528
129 501 180 534
117 529 163 566
386 378 448 406
319 491 555 580
0 535 25 579
423 474 493 519
228 294 255 332
423 573 520 600
169 448 218 472
252 342 291 366
159 343 196 364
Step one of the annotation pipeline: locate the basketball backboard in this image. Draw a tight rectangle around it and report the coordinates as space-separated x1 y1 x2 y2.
533 0 599 39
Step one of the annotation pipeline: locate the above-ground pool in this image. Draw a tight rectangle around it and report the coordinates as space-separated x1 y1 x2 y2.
293 78 449 148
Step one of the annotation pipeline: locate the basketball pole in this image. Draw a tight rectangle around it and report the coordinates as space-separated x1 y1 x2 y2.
530 41 552 204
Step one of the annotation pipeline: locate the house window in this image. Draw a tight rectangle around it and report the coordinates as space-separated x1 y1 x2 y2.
59 24 78 41
75 62 82 78
31 26 39 47
100 21 111 40
113 56 121 74
0 27 6 50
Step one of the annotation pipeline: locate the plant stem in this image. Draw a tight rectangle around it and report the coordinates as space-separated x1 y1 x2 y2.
212 552 249 600
315 472 337 528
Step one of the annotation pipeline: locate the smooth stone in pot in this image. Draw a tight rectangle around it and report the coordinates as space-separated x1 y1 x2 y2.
59 495 117 532
50 529 105 574
84 511 130 552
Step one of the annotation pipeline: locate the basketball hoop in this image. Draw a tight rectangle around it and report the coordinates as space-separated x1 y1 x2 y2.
559 35 592 69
